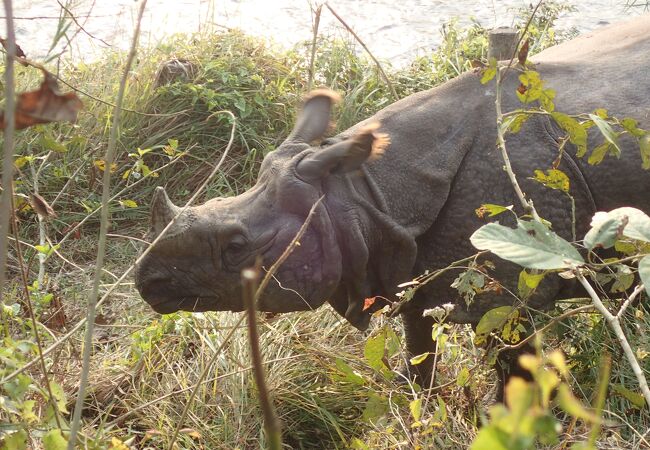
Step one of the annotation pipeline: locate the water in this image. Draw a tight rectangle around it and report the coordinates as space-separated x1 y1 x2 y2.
9 1 642 65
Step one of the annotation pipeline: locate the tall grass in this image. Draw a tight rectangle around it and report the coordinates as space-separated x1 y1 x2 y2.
3 8 649 450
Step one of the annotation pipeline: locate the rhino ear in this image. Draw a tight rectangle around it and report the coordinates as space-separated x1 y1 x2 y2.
288 89 341 144
150 186 181 237
296 122 390 182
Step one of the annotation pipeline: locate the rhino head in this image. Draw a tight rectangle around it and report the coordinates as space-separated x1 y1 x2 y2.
135 90 390 329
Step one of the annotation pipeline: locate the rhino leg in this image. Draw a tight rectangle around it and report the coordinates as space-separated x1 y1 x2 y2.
402 310 437 387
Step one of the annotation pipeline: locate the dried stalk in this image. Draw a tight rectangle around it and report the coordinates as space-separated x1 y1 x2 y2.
0 0 16 305
307 3 323 92
166 197 323 449
67 1 148 447
243 267 283 449
576 271 650 409
325 2 398 101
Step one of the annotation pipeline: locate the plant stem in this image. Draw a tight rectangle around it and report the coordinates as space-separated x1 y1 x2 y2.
0 0 16 306
242 267 283 450
9 191 62 429
495 66 542 222
307 3 322 92
325 3 398 101
67 1 148 447
576 271 650 409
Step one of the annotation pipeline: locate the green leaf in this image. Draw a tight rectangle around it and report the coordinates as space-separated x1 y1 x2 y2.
43 429 68 450
587 142 613 165
518 269 546 299
364 331 386 372
476 203 513 218
551 112 588 157
639 134 650 170
589 114 622 156
532 169 570 193
589 208 650 244
49 382 68 414
457 366 470 387
2 429 28 450
500 113 529 134
470 425 509 450
640 256 650 299
611 383 646 409
409 398 422 421
611 265 634 293
480 58 497 84
557 384 599 423
362 393 389 423
409 352 430 366
334 358 365 385
39 135 67 153
470 220 584 270
475 306 515 345
120 199 138 208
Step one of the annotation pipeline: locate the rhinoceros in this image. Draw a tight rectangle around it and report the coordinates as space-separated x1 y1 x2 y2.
135 16 650 390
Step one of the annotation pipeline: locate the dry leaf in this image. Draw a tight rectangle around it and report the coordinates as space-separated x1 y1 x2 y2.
0 37 26 59
29 192 57 219
518 38 530 66
0 69 83 131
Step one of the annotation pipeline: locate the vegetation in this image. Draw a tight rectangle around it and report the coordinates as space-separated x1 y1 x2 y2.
1 2 649 449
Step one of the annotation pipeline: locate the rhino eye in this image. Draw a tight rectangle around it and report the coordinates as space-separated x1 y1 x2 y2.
223 234 248 267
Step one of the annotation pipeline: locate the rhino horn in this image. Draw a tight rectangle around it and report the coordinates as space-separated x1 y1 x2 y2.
296 121 390 182
288 89 341 144
150 186 181 237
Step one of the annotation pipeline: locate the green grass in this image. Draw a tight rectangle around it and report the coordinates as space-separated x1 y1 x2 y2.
2 9 649 450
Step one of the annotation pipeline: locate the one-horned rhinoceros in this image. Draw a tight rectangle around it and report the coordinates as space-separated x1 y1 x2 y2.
135 16 650 389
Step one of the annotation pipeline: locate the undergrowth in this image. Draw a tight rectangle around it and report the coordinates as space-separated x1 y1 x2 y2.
2 6 649 450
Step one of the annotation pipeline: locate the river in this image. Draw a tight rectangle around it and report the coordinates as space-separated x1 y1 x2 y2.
9 1 644 65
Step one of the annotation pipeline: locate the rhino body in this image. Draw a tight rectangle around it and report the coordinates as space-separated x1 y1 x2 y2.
136 16 650 384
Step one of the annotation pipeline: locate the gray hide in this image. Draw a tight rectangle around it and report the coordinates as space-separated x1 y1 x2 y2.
136 16 650 358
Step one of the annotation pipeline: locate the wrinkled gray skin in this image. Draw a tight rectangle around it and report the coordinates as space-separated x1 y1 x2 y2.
136 17 650 387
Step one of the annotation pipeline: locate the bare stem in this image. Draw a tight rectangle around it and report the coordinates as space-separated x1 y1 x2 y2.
307 3 322 92
166 197 322 450
9 191 62 429
495 66 542 222
0 0 16 305
325 3 398 101
67 1 148 447
243 267 283 449
576 271 650 409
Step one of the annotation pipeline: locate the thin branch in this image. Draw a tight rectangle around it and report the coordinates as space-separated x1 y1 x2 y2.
575 270 650 409
9 191 62 429
166 197 323 449
0 0 16 305
325 3 398 101
498 304 595 352
67 1 148 447
242 266 283 449
307 3 323 92
616 283 645 319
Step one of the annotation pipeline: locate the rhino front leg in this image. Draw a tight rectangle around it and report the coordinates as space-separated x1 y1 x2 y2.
402 310 437 387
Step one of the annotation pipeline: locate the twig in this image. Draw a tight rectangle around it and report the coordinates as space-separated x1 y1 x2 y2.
616 283 645 319
67 1 148 447
575 270 650 409
505 0 544 71
325 3 398 101
498 304 595 352
9 191 63 429
166 197 323 450
495 65 542 222
307 3 323 92
0 0 16 305
56 0 111 48
1 110 235 386
242 267 283 449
